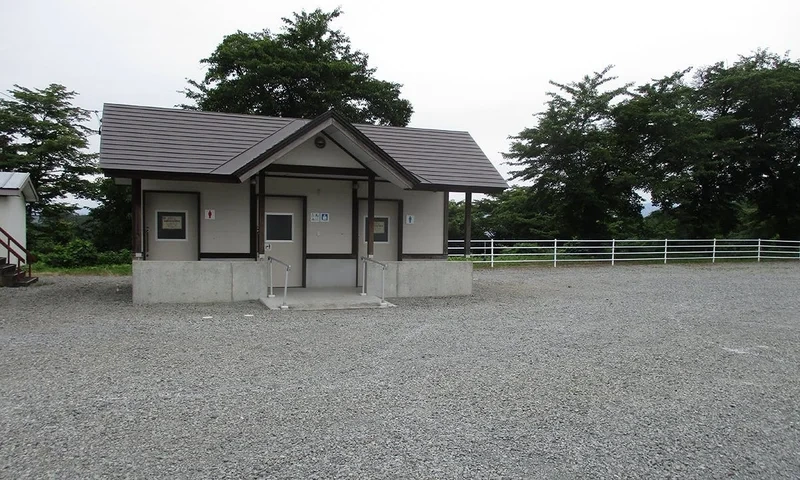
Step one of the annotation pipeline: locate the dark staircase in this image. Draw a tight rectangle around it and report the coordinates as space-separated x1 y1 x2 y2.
0 257 38 287
0 226 38 287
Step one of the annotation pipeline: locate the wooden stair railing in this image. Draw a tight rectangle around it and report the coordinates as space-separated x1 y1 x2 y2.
0 226 37 278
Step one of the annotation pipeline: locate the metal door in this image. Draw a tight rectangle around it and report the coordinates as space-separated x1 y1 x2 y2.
144 192 198 261
357 200 398 286
264 196 304 287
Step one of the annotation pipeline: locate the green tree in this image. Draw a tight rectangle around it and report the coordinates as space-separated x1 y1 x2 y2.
0 84 98 215
83 178 132 252
618 50 800 239
505 67 643 239
0 84 98 251
183 8 413 126
708 51 800 239
615 70 743 238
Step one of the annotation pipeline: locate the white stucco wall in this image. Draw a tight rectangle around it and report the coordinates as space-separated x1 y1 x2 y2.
141 179 250 254
0 195 27 259
357 182 446 255
274 139 363 169
265 177 353 254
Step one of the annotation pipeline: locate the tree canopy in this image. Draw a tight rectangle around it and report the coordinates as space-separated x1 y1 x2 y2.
0 84 98 217
183 8 413 126
504 67 644 239
454 50 800 241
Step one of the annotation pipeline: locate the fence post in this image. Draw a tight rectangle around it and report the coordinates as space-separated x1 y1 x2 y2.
611 239 616 266
712 238 717 264
553 239 558 268
663 239 668 264
489 238 494 268
757 238 761 262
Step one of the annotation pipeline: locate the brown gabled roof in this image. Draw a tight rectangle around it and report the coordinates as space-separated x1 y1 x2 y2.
99 104 508 192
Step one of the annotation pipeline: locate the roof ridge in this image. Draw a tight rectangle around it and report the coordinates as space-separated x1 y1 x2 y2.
354 123 470 135
104 103 297 122
104 103 471 134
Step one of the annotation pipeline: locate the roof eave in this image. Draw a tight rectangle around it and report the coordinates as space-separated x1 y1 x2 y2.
101 168 241 184
413 183 508 194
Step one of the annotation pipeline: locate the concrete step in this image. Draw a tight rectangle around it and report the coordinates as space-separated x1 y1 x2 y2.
13 276 38 287
259 288 394 311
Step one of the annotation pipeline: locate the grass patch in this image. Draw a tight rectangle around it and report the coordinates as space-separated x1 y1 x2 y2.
33 263 132 276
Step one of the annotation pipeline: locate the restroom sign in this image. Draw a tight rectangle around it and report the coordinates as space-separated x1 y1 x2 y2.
320 213 330 222
205 209 215 220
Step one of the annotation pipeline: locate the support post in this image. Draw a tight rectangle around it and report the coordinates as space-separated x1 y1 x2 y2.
553 239 558 267
490 238 494 268
367 174 375 258
664 238 668 264
443 191 449 257
258 171 266 256
132 178 142 259
611 239 616 266
250 179 257 259
464 191 472 257
360 259 367 296
757 238 761 262
712 238 717 263
268 259 274 298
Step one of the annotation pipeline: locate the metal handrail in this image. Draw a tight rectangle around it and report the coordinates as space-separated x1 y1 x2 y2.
0 226 36 277
360 256 388 306
267 256 291 309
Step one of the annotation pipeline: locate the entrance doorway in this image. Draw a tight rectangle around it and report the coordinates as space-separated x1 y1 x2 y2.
357 199 399 286
143 191 199 261
264 196 304 287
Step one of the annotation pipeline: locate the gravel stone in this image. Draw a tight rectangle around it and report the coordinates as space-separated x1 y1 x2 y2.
1 263 799 478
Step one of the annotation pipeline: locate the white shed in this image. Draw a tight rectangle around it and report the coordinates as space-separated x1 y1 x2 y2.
0 172 38 259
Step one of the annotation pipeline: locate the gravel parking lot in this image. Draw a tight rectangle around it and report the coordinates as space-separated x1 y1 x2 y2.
1 263 799 478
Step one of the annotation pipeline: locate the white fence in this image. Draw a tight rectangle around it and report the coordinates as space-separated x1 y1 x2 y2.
448 238 800 267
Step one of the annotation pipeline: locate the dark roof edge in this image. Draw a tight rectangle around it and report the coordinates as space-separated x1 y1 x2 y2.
212 118 307 174
101 168 240 184
328 110 420 186
413 183 508 194
230 110 335 178
105 102 470 135
231 110 420 188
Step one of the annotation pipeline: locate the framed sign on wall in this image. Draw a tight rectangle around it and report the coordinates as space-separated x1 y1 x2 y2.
156 211 187 241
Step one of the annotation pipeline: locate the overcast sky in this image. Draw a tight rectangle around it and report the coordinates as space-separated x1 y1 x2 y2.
2 0 799 189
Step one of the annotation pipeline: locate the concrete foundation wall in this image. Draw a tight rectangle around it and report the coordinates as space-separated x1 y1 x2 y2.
366 260 472 298
133 260 267 303
307 259 357 287
134 259 470 303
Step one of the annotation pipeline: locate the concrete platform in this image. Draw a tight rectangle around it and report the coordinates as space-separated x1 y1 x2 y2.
259 287 394 311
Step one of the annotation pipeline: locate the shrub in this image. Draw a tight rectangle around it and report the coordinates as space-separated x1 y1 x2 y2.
43 239 99 268
97 249 132 265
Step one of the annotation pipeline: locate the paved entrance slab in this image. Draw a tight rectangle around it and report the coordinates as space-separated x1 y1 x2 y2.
259 287 394 311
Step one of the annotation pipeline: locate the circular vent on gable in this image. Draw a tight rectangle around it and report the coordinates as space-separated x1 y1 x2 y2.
314 136 326 148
